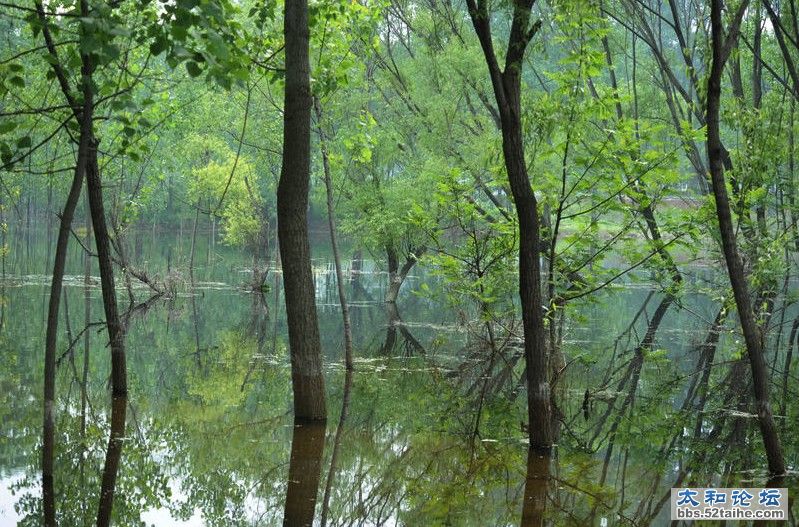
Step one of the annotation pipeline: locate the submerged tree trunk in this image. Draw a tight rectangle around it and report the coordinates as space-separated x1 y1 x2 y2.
706 0 785 476
276 0 326 420
466 0 550 451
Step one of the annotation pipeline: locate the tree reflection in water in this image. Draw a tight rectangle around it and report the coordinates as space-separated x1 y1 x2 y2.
283 420 326 527
2 245 799 525
321 369 353 526
521 449 550 527
96 396 127 526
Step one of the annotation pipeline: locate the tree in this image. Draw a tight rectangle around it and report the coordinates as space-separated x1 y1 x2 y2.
465 0 551 451
31 2 103 522
277 0 326 421
706 0 785 476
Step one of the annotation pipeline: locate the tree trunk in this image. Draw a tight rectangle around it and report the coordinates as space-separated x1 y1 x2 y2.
86 150 129 526
384 244 399 301
385 245 423 304
504 65 551 455
276 0 326 421
40 28 94 523
42 132 87 527
81 196 91 441
314 97 354 370
706 0 785 476
189 201 200 285
466 0 550 451
86 153 127 398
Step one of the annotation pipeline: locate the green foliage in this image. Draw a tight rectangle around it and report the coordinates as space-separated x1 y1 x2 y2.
183 134 264 249
3 1 799 522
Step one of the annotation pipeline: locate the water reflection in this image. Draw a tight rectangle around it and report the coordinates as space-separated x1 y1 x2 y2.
0 227 798 525
320 369 353 527
521 449 550 527
381 301 425 356
283 420 326 527
96 396 127 526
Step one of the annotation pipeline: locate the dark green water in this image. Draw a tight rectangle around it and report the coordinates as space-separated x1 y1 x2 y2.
0 226 797 526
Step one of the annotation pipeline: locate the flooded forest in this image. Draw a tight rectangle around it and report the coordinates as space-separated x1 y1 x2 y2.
1 0 799 525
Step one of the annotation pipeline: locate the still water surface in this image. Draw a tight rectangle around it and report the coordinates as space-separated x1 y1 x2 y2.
0 226 797 525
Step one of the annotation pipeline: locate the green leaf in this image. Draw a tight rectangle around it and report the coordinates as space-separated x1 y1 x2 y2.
0 121 17 134
185 61 202 77
16 136 31 149
150 35 168 56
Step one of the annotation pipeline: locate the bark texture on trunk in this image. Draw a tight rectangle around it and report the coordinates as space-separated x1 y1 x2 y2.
707 0 785 476
276 0 327 420
87 152 127 398
466 0 551 451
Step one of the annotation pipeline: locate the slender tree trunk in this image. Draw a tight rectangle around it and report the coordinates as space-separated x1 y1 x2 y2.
42 166 85 527
707 0 785 476
189 201 200 285
0 193 5 329
789 100 799 250
46 180 53 267
314 97 354 370
81 195 91 441
510 98 550 454
276 0 326 420
781 316 798 427
466 0 550 451
86 149 129 525
41 65 92 527
111 221 135 307
207 198 213 266
386 245 399 303
86 154 127 398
